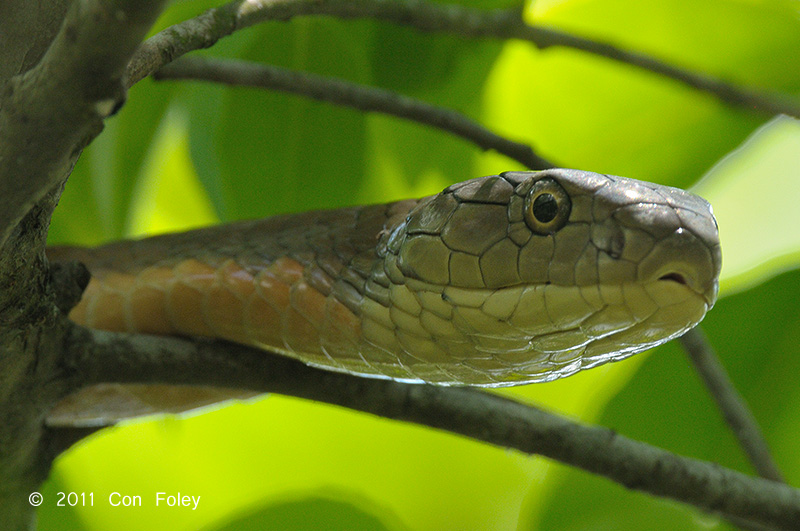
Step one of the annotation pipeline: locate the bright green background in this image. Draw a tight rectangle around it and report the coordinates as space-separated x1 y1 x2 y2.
40 0 800 529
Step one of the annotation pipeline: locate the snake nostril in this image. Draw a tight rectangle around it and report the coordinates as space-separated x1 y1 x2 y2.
658 272 688 286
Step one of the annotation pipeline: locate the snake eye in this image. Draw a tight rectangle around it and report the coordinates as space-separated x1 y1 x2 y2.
524 178 571 234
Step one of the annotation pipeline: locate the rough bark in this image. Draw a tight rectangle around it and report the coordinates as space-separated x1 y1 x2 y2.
0 1 167 526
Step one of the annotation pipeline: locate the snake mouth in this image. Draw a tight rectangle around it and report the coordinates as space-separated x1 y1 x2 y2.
658 272 689 286
656 270 718 309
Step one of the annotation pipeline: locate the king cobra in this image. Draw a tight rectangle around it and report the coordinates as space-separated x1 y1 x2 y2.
48 170 721 422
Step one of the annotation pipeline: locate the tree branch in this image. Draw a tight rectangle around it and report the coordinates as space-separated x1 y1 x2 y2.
155 56 553 170
0 0 168 248
61 326 800 531
127 0 800 118
680 327 785 483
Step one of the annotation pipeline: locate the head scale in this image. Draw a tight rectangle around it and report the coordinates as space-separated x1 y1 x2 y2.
374 169 721 386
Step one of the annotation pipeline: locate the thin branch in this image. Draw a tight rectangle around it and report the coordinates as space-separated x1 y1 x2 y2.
0 0 168 249
680 327 785 483
61 327 800 531
155 56 553 170
127 0 800 118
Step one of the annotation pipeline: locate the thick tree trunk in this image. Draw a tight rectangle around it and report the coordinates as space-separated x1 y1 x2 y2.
0 2 165 526
0 4 70 527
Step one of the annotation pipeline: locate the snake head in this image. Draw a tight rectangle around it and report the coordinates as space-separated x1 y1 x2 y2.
504 169 722 309
377 169 721 385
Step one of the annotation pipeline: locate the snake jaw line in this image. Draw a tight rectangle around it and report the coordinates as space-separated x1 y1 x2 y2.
380 169 720 385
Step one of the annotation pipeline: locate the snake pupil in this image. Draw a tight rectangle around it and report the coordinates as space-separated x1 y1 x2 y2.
532 193 558 223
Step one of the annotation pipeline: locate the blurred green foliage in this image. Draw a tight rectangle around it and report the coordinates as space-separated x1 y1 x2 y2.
41 0 800 529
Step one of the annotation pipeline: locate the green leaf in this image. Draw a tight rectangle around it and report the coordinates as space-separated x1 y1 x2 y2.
48 79 175 245
693 116 800 295
187 19 374 220
210 495 404 531
125 107 218 236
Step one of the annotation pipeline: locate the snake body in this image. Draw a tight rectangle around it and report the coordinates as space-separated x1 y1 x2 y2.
50 169 721 391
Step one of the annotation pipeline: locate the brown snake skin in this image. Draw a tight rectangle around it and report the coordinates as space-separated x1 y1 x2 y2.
47 170 721 424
